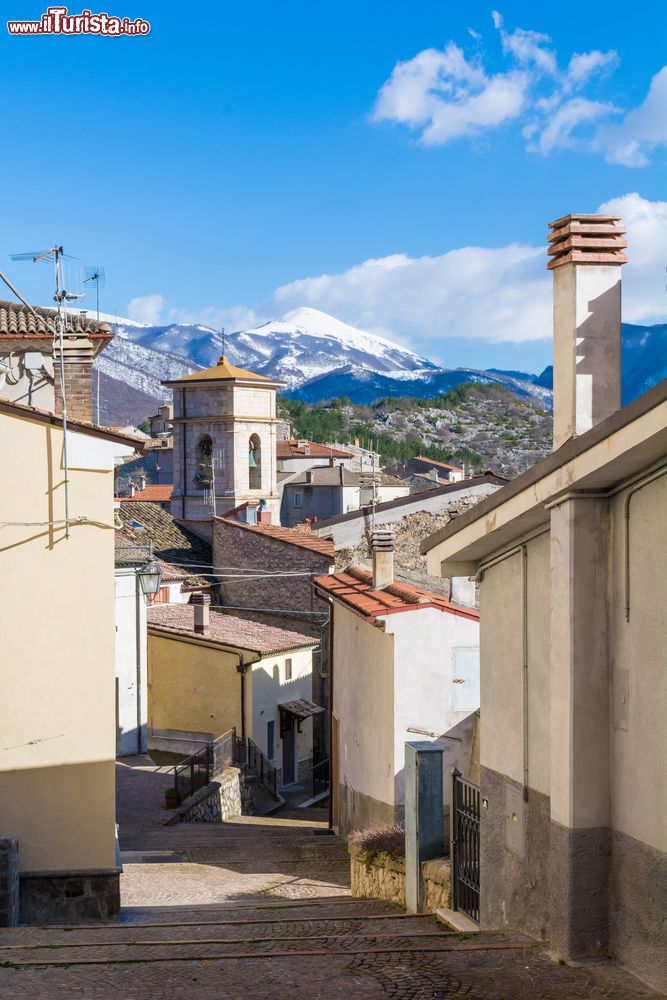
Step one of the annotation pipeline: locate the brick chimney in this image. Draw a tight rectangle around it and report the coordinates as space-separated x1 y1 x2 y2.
548 213 627 449
371 528 395 590
192 592 211 634
53 335 96 423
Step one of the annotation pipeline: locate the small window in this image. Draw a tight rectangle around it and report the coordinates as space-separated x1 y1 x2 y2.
293 492 303 508
285 657 293 681
267 720 275 760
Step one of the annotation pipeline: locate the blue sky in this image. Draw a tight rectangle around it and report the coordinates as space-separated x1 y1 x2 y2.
2 0 667 373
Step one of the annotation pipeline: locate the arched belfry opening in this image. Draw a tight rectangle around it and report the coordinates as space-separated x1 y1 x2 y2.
249 434 262 489
195 434 213 489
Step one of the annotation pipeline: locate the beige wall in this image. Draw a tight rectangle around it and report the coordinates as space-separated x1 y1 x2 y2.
0 412 125 872
609 476 667 853
332 604 395 827
479 533 551 796
148 633 244 739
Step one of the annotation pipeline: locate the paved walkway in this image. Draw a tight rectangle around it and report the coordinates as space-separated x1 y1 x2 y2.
0 762 662 999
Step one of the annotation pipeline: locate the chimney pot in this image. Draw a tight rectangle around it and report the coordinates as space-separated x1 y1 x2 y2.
371 528 395 590
192 592 211 634
548 213 627 448
306 469 314 483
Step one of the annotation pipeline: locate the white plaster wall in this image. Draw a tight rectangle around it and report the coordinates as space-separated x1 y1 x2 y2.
114 569 148 757
388 607 480 805
251 647 315 766
609 477 667 853
478 534 551 796
332 604 395 807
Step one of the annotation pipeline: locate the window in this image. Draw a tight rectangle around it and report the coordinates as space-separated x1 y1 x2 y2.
267 720 275 760
249 434 262 490
285 657 293 681
293 492 303 508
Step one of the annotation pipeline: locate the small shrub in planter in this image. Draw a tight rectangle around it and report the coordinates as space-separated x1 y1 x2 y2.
348 824 405 863
164 787 179 809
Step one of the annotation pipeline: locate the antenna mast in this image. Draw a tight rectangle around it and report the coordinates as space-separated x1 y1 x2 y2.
83 266 106 424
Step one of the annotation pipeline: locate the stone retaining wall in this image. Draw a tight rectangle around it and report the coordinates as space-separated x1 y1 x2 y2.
349 843 451 912
0 838 19 927
178 767 256 823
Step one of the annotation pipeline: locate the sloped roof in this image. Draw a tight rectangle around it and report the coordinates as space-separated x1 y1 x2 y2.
218 516 335 560
116 501 213 589
147 604 317 654
0 299 112 339
413 456 463 472
277 439 352 460
285 466 360 487
0 398 144 448
119 484 173 503
162 355 283 387
314 565 479 622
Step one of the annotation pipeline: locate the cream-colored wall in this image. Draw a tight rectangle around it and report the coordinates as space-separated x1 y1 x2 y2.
609 476 667 853
479 533 551 796
148 633 244 738
0 413 126 872
250 647 315 764
332 604 395 807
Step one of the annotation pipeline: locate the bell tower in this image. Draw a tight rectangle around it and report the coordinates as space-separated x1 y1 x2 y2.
163 356 284 541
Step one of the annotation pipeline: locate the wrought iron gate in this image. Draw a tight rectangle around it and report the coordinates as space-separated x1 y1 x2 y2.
450 769 480 923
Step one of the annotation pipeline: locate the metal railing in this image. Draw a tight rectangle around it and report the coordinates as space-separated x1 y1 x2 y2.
312 750 330 798
450 768 480 923
212 727 238 775
173 743 212 803
240 737 278 797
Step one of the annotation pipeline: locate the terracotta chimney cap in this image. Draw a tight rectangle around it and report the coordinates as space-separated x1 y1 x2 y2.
547 214 628 270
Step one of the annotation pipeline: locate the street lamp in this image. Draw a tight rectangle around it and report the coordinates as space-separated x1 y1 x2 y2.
137 560 162 598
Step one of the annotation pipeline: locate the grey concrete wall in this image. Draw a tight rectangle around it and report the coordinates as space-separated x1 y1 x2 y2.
19 870 120 924
338 782 397 836
480 766 550 941
0 839 19 927
315 482 501 550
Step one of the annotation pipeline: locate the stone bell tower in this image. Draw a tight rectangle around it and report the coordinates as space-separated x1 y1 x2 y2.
163 356 284 541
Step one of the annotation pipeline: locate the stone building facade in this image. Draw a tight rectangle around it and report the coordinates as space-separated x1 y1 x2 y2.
163 358 284 541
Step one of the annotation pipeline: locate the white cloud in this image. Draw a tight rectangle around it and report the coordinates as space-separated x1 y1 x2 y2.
596 66 667 166
538 97 618 154
566 49 618 87
372 12 665 166
141 197 666 356
127 294 165 325
371 42 528 146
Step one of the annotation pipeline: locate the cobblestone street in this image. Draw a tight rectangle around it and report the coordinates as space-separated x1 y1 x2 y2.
0 762 662 999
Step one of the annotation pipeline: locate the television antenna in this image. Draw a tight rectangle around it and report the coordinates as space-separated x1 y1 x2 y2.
83 265 105 321
6 245 84 537
83 265 106 422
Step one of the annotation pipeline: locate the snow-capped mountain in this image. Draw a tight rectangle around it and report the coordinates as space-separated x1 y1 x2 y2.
224 307 438 389
84 305 666 424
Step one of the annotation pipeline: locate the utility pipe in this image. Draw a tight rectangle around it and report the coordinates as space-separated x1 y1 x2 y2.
622 464 667 621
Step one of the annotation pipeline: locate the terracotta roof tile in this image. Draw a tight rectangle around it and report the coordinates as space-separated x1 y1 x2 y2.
0 300 112 339
147 605 317 654
116 502 212 589
314 565 479 622
119 484 173 503
219 517 335 559
277 439 353 460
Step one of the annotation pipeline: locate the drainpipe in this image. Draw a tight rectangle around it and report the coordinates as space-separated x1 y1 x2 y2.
622 464 667 621
181 387 187 520
327 598 335 829
237 659 249 741
135 571 143 754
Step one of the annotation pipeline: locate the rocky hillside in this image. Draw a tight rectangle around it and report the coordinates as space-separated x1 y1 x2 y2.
281 382 552 479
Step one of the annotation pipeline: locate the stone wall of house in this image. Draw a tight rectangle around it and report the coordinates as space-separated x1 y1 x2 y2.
213 518 332 615
178 767 256 823
349 844 451 912
0 838 19 928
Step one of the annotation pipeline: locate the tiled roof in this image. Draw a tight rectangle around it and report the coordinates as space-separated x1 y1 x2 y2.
0 300 112 339
219 517 335 560
116 502 213 589
286 466 359 487
147 604 317 654
413 456 463 472
314 566 480 622
277 439 352 460
163 356 283 387
119 484 173 503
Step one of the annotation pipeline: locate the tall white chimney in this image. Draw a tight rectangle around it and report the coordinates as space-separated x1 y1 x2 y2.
548 213 627 449
371 528 395 590
192 592 210 634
